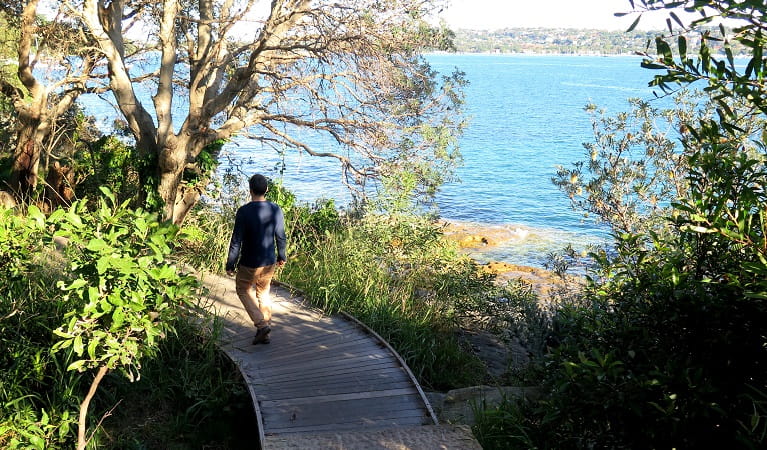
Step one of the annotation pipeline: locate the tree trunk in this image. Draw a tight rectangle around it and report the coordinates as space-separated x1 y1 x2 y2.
77 365 108 450
156 133 210 224
156 139 187 224
9 117 44 197
44 161 75 209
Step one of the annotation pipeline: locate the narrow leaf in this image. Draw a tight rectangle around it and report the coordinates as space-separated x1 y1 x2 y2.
678 35 687 61
670 11 685 29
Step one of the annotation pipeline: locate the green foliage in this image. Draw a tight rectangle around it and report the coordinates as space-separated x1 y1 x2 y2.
49 188 197 378
673 124 767 298
373 63 467 213
0 192 198 447
554 93 698 237
471 395 535 450
0 206 79 448
633 1 767 118
74 136 149 208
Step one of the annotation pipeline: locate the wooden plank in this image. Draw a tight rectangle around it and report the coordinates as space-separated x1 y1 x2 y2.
261 394 424 423
259 387 418 408
252 333 375 359
251 348 391 374
272 312 343 327
341 311 440 425
261 366 408 388
262 405 428 430
265 415 428 435
271 311 341 327
250 355 392 379
256 326 359 347
265 324 362 343
250 338 385 366
247 333 372 358
254 326 369 353
258 380 416 401
251 351 392 376
263 360 400 383
262 403 426 424
271 311 354 327
258 370 410 395
271 318 359 333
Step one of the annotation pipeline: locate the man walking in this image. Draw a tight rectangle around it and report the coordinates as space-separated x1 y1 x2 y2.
226 174 287 345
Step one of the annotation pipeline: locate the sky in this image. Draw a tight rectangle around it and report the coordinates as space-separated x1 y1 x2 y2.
438 0 681 31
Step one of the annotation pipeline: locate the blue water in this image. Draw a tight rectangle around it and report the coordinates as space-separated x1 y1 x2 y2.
79 54 666 268
422 54 659 266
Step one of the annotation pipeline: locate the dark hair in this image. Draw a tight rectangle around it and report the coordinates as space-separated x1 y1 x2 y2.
249 174 268 196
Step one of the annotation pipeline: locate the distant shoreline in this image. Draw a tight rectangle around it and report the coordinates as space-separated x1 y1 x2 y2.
426 51 645 58
425 51 742 61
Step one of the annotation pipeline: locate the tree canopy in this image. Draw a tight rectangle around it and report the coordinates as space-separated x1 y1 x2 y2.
2 0 465 223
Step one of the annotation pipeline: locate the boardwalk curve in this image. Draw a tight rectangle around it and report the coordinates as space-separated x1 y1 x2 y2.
198 272 481 449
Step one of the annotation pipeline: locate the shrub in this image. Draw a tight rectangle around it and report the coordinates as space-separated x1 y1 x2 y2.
0 191 198 448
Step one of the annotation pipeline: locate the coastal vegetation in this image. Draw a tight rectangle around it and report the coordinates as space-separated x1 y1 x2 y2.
473 1 767 448
1 0 766 449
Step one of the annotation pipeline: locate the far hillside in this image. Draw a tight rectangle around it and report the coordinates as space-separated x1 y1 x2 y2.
451 27 748 56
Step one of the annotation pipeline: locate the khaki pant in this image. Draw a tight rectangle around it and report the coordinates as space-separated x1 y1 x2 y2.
235 264 276 329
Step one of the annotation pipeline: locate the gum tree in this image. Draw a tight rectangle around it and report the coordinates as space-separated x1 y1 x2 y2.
0 1 100 198
47 0 465 224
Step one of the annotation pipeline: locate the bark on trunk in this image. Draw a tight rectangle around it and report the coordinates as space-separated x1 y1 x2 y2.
44 161 75 209
156 138 187 224
77 366 108 450
9 121 43 197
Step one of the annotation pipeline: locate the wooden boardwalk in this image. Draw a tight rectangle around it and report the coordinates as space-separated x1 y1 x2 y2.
199 272 482 449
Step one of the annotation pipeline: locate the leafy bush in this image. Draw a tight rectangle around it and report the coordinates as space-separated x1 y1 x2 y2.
476 90 767 448
0 191 198 448
73 136 144 205
0 205 78 448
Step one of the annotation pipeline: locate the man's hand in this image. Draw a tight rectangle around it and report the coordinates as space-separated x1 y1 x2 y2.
277 260 286 268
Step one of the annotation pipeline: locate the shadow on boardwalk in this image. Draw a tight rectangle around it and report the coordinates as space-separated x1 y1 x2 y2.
198 272 482 449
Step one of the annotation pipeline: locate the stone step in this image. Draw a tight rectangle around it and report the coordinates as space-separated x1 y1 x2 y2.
263 424 482 449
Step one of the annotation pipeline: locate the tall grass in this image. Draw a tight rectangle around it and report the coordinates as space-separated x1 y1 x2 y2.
278 213 493 390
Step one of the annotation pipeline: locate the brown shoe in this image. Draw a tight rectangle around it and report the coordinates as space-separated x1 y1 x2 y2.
252 326 271 345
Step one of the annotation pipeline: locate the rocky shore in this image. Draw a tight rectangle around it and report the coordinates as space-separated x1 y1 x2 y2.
429 220 589 425
441 220 580 298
